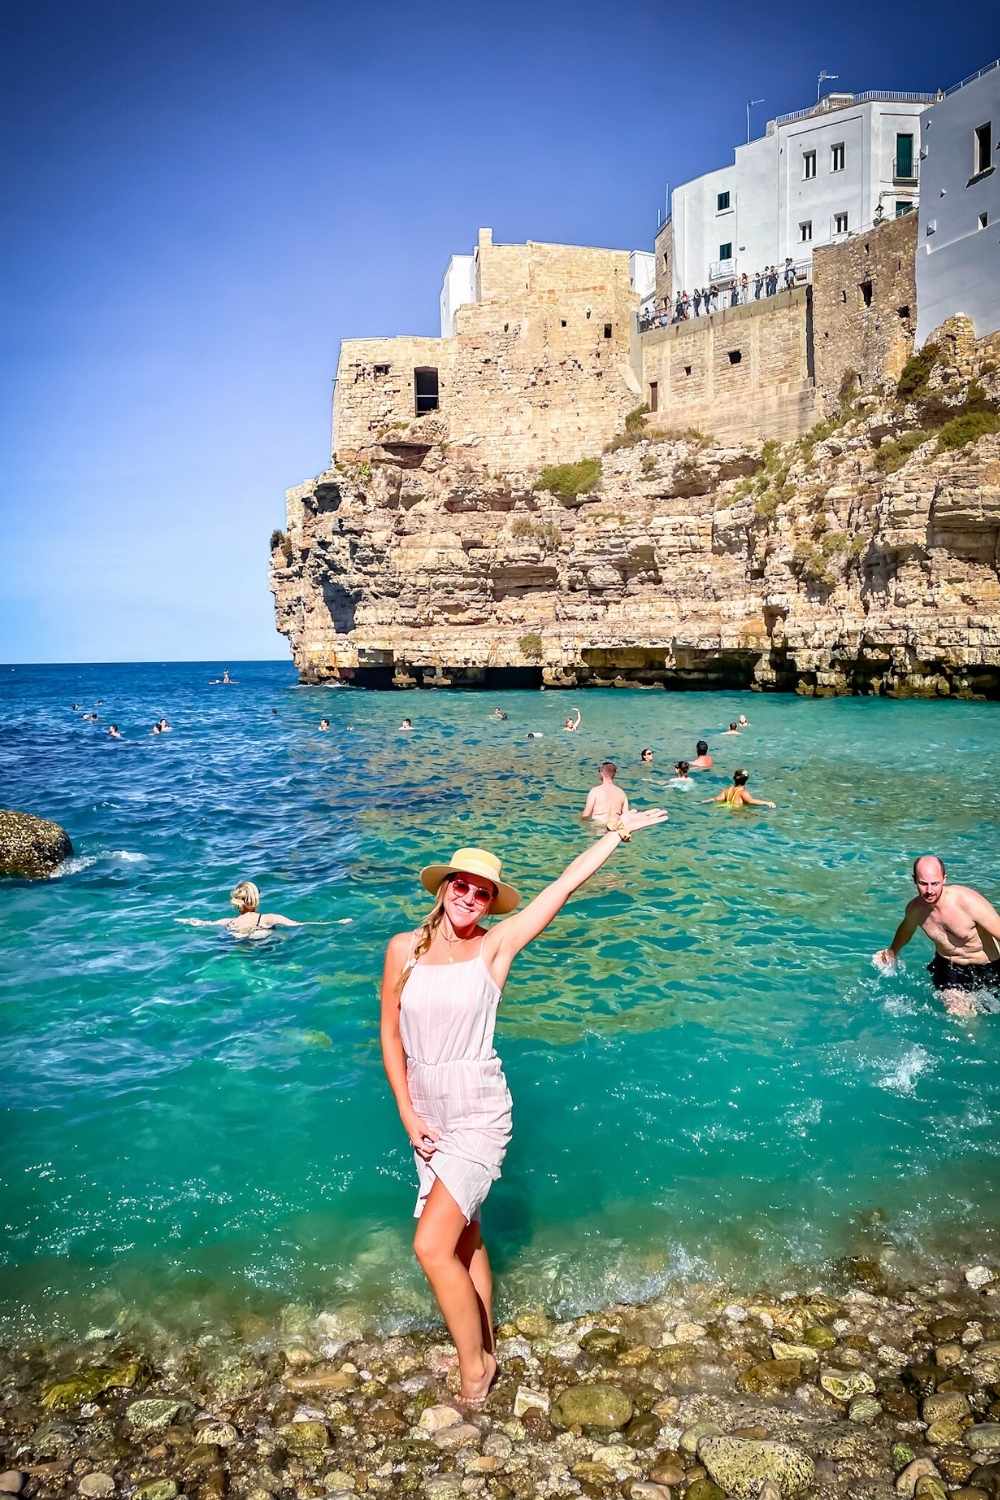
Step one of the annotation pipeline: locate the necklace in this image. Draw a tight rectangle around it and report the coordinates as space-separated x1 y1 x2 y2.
440 924 475 962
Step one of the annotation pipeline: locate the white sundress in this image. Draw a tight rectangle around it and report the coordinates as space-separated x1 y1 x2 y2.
399 943 513 1224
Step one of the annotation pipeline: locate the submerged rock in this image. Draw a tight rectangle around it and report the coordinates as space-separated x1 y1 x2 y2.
41 1360 142 1411
0 809 72 879
550 1381 633 1431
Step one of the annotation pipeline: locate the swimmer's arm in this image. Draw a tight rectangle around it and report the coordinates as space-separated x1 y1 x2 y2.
580 788 596 821
742 792 776 808
702 791 724 803
621 792 629 815
489 808 670 965
572 708 581 726
877 903 921 964
262 914 301 928
175 917 230 926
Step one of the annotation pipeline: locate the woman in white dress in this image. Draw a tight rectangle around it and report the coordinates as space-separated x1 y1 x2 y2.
380 814 667 1401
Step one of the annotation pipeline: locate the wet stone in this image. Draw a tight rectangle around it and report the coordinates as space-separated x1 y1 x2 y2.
904 1363 942 1395
938 1454 977 1484
969 1427 1000 1454
631 1486 673 1500
699 1437 815 1499
277 1420 329 1453
915 1481 949 1500
685 1481 726 1500
649 1457 686 1484
737 1360 802 1394
193 1422 237 1447
820 1368 876 1402
550 1382 633 1431
78 1477 114 1499
929 1418 968 1444
126 1400 190 1434
133 1484 178 1500
932 1318 967 1343
624 1412 661 1447
849 1396 882 1422
0 1478 26 1496
580 1330 628 1358
682 1424 723 1455
925 1391 972 1423
896 1459 942 1496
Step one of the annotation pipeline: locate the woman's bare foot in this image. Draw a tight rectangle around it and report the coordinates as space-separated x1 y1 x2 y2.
459 1350 497 1404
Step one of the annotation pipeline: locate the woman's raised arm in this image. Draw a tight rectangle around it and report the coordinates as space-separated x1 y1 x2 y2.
487 808 667 975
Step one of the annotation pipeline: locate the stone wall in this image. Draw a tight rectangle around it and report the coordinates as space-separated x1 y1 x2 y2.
331 231 642 472
637 289 819 443
812 213 918 412
654 220 672 306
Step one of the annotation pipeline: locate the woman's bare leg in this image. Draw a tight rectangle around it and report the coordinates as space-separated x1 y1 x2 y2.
413 1179 497 1399
457 1220 494 1352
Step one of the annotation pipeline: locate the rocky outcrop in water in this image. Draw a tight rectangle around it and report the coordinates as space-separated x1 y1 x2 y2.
0 809 72 879
272 319 1000 697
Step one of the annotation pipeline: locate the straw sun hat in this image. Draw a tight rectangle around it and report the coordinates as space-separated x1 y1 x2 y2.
419 847 520 915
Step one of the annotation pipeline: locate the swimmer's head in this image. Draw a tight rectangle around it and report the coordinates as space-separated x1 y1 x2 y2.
733 769 749 786
729 722 738 731
401 718 412 728
913 855 946 904
599 760 617 779
696 740 709 756
230 881 260 913
675 760 689 775
640 748 653 763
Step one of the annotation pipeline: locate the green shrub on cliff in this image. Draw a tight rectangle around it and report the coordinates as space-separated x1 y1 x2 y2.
534 458 602 499
934 407 1000 452
874 429 929 474
896 343 940 401
518 632 544 661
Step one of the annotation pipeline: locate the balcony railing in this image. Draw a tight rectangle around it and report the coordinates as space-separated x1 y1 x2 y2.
771 88 935 129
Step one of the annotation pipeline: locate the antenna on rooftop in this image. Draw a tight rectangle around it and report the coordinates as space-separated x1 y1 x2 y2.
817 70 839 102
746 97 765 143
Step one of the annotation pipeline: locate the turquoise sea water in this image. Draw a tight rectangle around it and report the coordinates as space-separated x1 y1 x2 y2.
3 660 1000 1345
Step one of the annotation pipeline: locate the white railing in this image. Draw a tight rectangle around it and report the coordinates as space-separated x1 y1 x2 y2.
771 88 935 128
945 58 999 96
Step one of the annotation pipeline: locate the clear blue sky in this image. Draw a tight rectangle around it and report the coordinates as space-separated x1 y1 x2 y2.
1 0 991 662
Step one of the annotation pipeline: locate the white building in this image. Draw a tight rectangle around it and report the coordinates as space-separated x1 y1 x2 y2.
916 60 1000 345
439 243 657 336
439 254 477 337
671 90 934 297
629 249 656 308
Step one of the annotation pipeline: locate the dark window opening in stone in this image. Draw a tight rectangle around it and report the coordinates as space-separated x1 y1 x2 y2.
373 364 390 377
684 365 692 376
841 289 847 303
980 210 989 229
649 381 658 412
727 349 742 365
414 367 439 416
603 323 612 338
975 122 992 176
860 280 873 307
897 304 910 320
560 319 567 328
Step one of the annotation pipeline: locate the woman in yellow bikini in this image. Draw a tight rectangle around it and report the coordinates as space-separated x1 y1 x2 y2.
706 768 775 811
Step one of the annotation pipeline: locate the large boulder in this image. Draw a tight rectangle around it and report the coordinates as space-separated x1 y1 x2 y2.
0 810 72 879
550 1382 633 1431
699 1436 816 1498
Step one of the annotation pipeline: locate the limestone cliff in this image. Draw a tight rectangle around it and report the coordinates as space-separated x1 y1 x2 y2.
272 319 1000 697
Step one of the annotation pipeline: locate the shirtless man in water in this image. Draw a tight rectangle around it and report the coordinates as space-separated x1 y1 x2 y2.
875 856 1000 1016
581 761 629 829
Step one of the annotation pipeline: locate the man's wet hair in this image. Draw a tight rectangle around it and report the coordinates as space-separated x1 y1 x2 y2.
640 747 652 758
729 722 738 730
599 760 617 776
696 740 708 755
675 760 689 774
913 854 946 881
733 769 749 786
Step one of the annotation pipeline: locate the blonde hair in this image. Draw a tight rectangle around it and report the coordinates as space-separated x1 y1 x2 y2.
230 881 260 912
